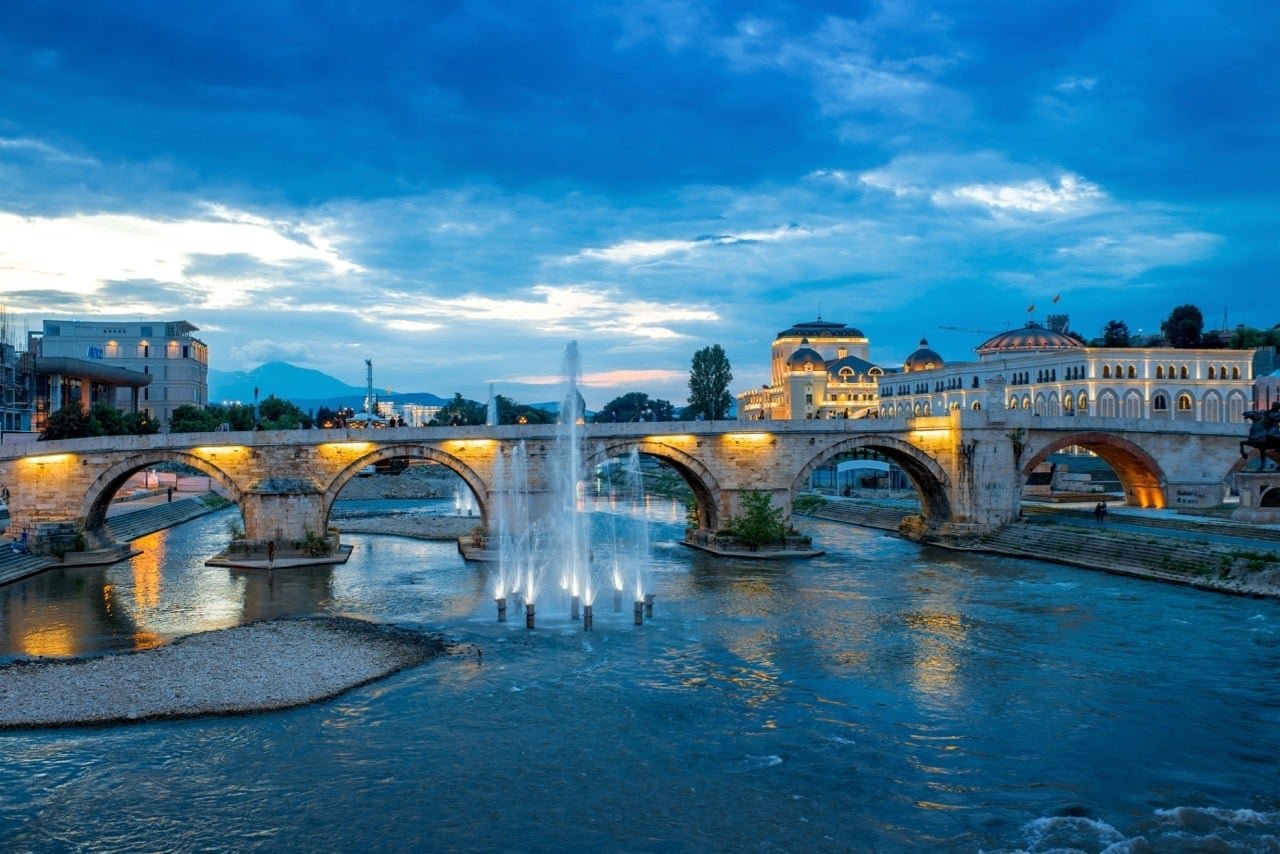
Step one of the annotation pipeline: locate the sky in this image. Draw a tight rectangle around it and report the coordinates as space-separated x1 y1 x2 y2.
1 0 1277 408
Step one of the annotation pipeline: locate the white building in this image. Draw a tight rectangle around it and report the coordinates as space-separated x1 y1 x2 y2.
34 319 209 428
878 322 1255 423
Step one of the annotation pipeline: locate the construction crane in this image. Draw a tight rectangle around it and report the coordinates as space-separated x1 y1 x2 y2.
937 324 1011 335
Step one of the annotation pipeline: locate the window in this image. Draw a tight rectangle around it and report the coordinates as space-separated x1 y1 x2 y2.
143 344 150 358
1127 365 1136 378
1180 365 1189 379
1232 366 1241 379
140 326 153 337
972 376 980 388
1153 394 1168 411
1102 365 1111 378
1208 366 1216 379
972 401 981 410
182 345 190 359
1156 366 1164 379
1078 391 1088 412
1177 393 1193 411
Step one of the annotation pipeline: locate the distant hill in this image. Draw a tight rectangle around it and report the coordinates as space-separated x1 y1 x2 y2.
209 361 447 410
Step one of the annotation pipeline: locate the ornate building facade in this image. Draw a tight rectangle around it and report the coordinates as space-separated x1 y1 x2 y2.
877 322 1255 423
737 318 885 420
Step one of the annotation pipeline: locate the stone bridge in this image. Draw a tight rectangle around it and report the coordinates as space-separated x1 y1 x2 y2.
0 408 1252 555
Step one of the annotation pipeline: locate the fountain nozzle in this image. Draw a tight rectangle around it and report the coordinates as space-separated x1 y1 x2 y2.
526 602 536 630
583 604 593 631
496 596 507 622
644 593 655 618
571 594 580 620
634 599 644 626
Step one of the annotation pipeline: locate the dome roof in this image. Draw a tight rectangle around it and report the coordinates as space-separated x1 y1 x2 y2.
903 338 943 373
977 322 1083 355
786 340 826 371
777 318 865 339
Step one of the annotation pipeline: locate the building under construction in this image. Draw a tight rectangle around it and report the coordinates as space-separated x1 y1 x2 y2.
0 308 34 434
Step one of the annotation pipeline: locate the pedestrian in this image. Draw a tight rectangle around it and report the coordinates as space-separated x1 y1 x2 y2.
166 486 173 502
1099 501 1108 524
1094 501 1104 525
267 539 276 570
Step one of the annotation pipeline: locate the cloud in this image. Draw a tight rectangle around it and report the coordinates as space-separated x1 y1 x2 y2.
0 136 99 166
229 340 315 365
503 368 685 387
571 224 817 264
1055 231 1222 277
374 284 719 340
940 173 1106 214
0 209 360 306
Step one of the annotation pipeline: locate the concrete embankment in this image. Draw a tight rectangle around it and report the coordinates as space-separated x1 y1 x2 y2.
0 617 449 729
0 494 228 586
801 500 1280 598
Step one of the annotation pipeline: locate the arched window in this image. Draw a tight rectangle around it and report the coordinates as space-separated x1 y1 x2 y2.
1102 365 1111 378
1227 392 1247 421
1207 366 1216 379
1021 394 1031 410
1180 365 1189 379
1063 393 1074 413
1203 392 1222 422
972 401 982 410
1232 366 1241 379
1097 391 1118 418
1078 391 1088 413
1156 366 1164 379
1177 393 1193 412
1127 365 1136 378
1167 365 1176 379
1153 394 1168 412
1123 391 1143 418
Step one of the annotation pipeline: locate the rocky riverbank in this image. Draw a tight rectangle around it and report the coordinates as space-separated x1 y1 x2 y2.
334 513 478 541
335 465 460 500
0 617 449 729
800 499 1280 599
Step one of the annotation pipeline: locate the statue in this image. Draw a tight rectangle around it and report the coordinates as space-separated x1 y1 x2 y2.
1241 401 1280 471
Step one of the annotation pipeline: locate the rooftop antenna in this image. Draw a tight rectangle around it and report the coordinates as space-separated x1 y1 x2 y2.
817 302 822 321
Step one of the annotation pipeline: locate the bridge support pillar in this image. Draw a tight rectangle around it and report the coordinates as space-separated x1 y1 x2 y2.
240 477 332 551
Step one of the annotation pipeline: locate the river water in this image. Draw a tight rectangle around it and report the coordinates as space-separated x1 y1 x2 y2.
1 498 1278 852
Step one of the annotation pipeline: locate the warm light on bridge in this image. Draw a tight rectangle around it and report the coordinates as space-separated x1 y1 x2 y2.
24 453 72 465
723 432 773 443
647 434 694 444
322 442 373 451
194 445 247 456
445 439 497 453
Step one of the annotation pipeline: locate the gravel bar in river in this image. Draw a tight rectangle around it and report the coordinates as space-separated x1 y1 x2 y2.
0 617 449 730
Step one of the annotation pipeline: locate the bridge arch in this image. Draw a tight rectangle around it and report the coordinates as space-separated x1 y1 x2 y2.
321 444 491 527
582 440 724 531
1021 431 1167 508
791 435 954 524
81 451 243 532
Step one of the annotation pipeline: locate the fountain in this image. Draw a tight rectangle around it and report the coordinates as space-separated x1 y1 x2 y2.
485 341 655 631
453 485 476 517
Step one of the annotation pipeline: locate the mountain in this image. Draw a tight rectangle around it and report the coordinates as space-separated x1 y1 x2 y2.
209 361 446 409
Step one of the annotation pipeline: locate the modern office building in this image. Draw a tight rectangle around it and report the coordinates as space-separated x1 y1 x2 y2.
31 319 208 429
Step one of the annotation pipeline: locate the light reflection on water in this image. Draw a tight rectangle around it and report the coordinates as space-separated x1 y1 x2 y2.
0 501 1279 850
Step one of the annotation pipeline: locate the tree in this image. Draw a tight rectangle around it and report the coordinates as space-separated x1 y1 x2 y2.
593 392 676 423
687 344 733 421
494 395 555 425
170 404 221 433
123 411 160 435
1162 304 1204 348
39 408 92 440
258 395 313 430
729 490 786 549
429 393 487 426
1101 320 1130 347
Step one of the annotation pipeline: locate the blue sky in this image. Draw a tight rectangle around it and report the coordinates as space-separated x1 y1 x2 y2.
1 0 1277 406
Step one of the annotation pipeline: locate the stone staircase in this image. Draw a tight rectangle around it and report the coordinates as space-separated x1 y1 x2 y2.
104 495 225 543
806 501 913 531
1021 504 1280 545
0 494 227 587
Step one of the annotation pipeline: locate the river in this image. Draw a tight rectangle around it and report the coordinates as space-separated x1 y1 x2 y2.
1 498 1278 851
